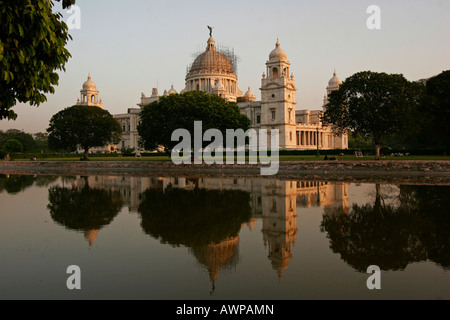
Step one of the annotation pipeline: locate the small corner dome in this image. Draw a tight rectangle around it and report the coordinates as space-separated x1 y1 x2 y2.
168 85 177 94
244 86 255 98
83 75 97 90
328 71 342 86
269 40 287 60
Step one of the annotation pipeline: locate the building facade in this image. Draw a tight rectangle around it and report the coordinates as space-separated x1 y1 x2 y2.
237 40 347 150
78 30 348 152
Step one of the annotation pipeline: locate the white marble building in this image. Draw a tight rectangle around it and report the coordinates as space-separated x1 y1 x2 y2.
78 30 348 153
237 40 347 150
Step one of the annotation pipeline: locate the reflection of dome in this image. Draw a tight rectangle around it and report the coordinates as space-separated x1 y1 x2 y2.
188 37 234 75
246 218 258 231
328 70 342 87
272 256 290 279
190 236 240 294
84 229 99 247
269 40 287 61
82 75 97 90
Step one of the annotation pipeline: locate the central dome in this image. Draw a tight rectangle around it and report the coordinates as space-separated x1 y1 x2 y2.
188 36 234 75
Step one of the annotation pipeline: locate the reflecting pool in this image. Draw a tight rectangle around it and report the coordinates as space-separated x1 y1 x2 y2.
0 174 448 299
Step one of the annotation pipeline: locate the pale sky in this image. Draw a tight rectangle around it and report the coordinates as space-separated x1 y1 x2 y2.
1 0 449 133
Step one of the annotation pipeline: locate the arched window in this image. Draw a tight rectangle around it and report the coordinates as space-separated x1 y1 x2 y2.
273 67 278 79
91 95 95 103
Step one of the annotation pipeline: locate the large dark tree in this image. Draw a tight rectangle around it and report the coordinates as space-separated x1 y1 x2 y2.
47 105 122 158
418 70 450 151
322 71 424 159
137 91 251 152
0 0 76 120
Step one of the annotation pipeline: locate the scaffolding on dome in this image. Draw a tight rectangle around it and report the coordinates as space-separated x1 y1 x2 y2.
186 43 240 76
217 43 239 75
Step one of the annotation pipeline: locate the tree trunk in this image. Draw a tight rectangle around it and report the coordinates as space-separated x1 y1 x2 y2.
83 148 89 161
375 145 381 160
374 183 382 214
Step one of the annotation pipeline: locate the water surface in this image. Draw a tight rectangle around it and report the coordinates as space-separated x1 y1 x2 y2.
0 174 448 299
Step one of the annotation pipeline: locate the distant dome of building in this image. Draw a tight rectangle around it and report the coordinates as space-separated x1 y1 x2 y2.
168 85 177 94
188 36 234 75
269 40 287 61
328 71 342 87
82 74 97 91
244 86 255 98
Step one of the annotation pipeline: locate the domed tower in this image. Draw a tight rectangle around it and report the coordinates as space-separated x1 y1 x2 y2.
323 70 342 113
260 40 297 149
184 29 242 102
77 74 103 108
322 70 348 149
244 87 256 102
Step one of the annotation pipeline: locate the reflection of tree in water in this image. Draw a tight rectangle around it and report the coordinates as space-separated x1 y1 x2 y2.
0 174 35 194
138 186 252 247
138 185 252 293
397 185 450 269
0 174 58 194
48 180 124 246
321 184 450 272
33 175 59 187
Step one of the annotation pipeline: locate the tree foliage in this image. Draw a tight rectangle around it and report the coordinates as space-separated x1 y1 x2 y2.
33 132 49 152
322 71 424 159
47 105 122 156
417 70 450 151
2 138 23 153
137 91 251 152
0 129 35 152
0 0 75 120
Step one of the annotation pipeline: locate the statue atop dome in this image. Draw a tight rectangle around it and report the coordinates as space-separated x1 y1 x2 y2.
207 25 213 37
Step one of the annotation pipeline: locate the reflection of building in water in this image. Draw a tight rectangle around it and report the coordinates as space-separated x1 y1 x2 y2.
294 181 349 215
189 236 239 294
157 177 348 279
71 175 348 275
75 175 162 213
261 180 298 279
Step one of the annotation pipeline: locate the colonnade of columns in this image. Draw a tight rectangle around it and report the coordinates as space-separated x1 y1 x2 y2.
295 130 324 147
188 78 237 94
